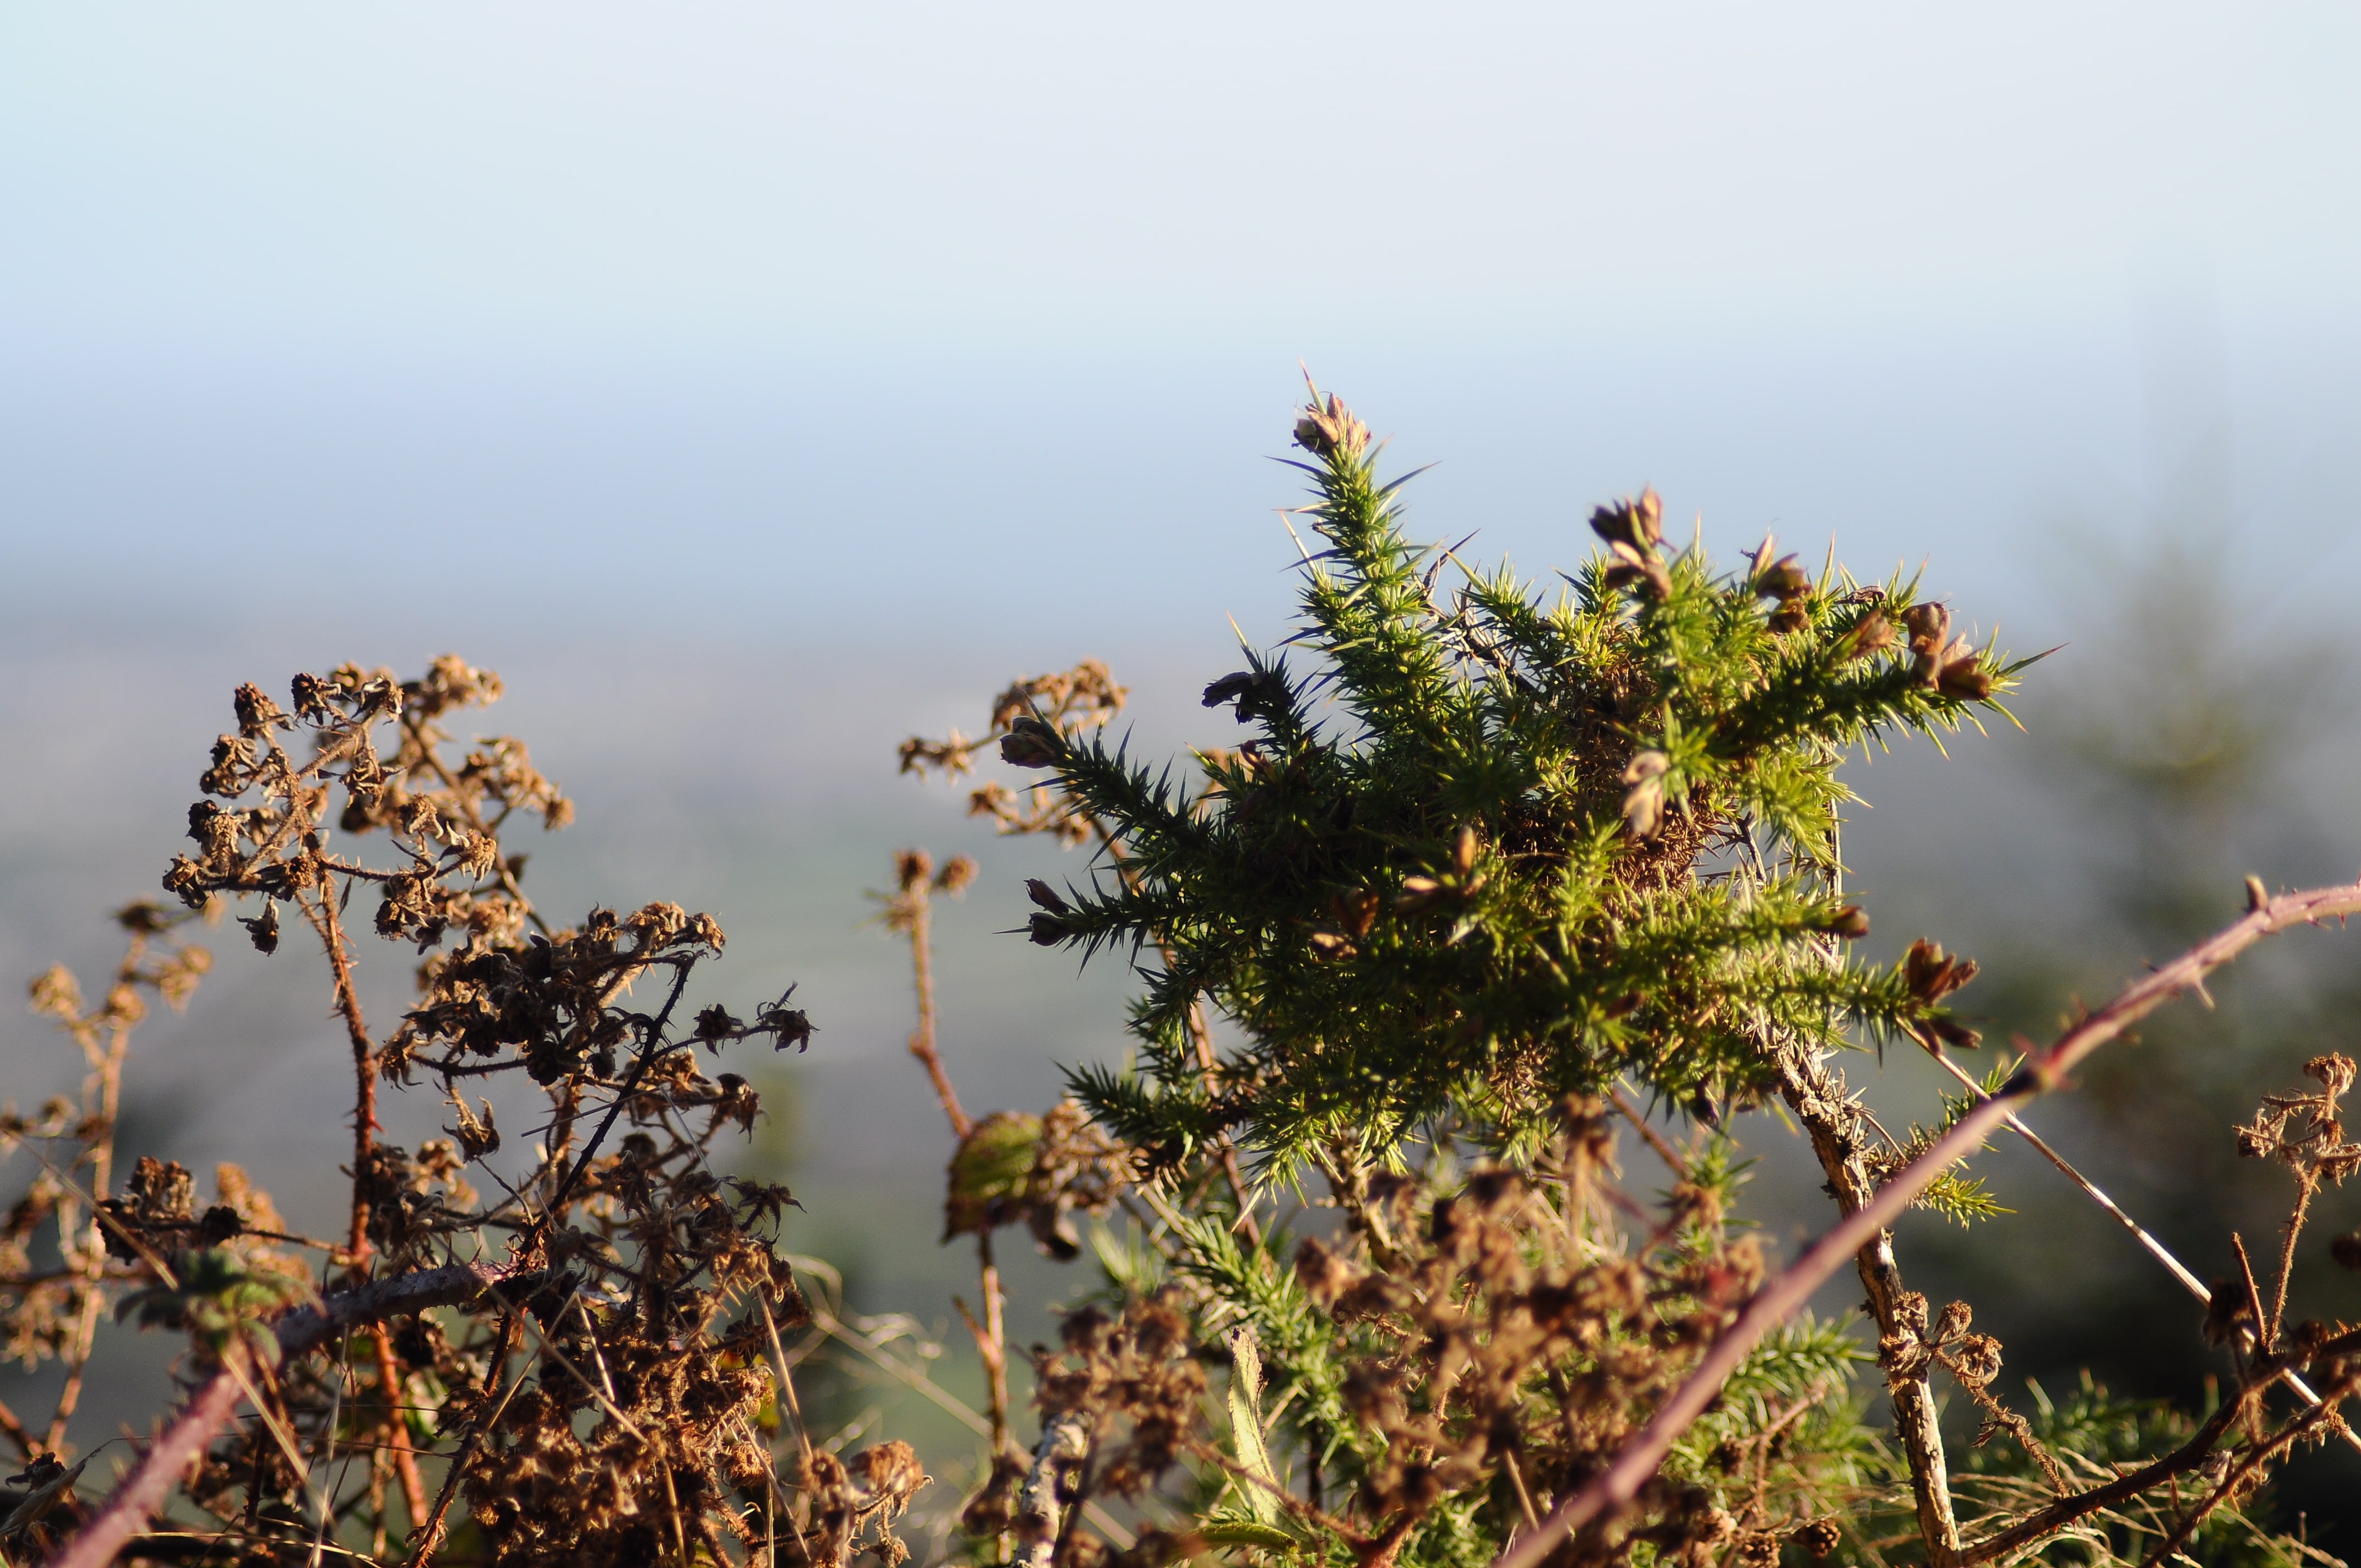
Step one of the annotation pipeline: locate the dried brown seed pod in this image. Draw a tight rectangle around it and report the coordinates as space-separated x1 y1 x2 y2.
1794 1519 1842 1559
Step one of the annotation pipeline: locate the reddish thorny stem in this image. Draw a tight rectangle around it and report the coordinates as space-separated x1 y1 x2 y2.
1492 876 2361 1568
50 1259 530 1568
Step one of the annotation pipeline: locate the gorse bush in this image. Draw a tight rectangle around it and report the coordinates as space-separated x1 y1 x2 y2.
4 388 2359 1568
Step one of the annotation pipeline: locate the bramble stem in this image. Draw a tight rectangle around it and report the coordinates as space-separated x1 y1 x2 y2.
51 1258 530 1568
373 1322 431 1533
899 867 973 1138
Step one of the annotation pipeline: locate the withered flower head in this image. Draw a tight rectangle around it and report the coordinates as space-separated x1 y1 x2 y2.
2305 1053 2357 1096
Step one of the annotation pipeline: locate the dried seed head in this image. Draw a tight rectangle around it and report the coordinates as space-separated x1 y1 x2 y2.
2331 1230 2361 1271
1796 1521 1842 1560
1947 1332 2003 1388
232 683 287 738
934 854 978 896
2202 1278 2258 1348
2305 1054 2357 1096
1932 1299 1972 1344
239 900 280 956
1293 1237 1364 1306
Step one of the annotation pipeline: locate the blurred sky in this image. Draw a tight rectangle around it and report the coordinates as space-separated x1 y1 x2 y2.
4 2 2359 655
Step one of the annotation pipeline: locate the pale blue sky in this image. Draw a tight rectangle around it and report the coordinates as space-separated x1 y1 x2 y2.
4 4 2357 650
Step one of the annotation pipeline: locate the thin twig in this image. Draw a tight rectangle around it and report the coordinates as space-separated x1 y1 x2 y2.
1608 1085 1689 1179
405 1312 526 1568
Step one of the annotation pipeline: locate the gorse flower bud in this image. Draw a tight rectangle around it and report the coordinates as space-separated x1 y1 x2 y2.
1452 824 1480 878
1832 608 1895 663
1294 393 1370 459
1592 490 1671 601
1820 905 1870 940
1589 489 1664 553
1753 554 1811 601
1025 878 1070 914
1901 938 1978 1002
1622 750 1671 840
1201 667 1290 723
1935 650 1993 701
1000 715 1061 768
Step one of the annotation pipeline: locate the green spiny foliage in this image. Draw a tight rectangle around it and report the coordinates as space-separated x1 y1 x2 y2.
1037 388 2032 1180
